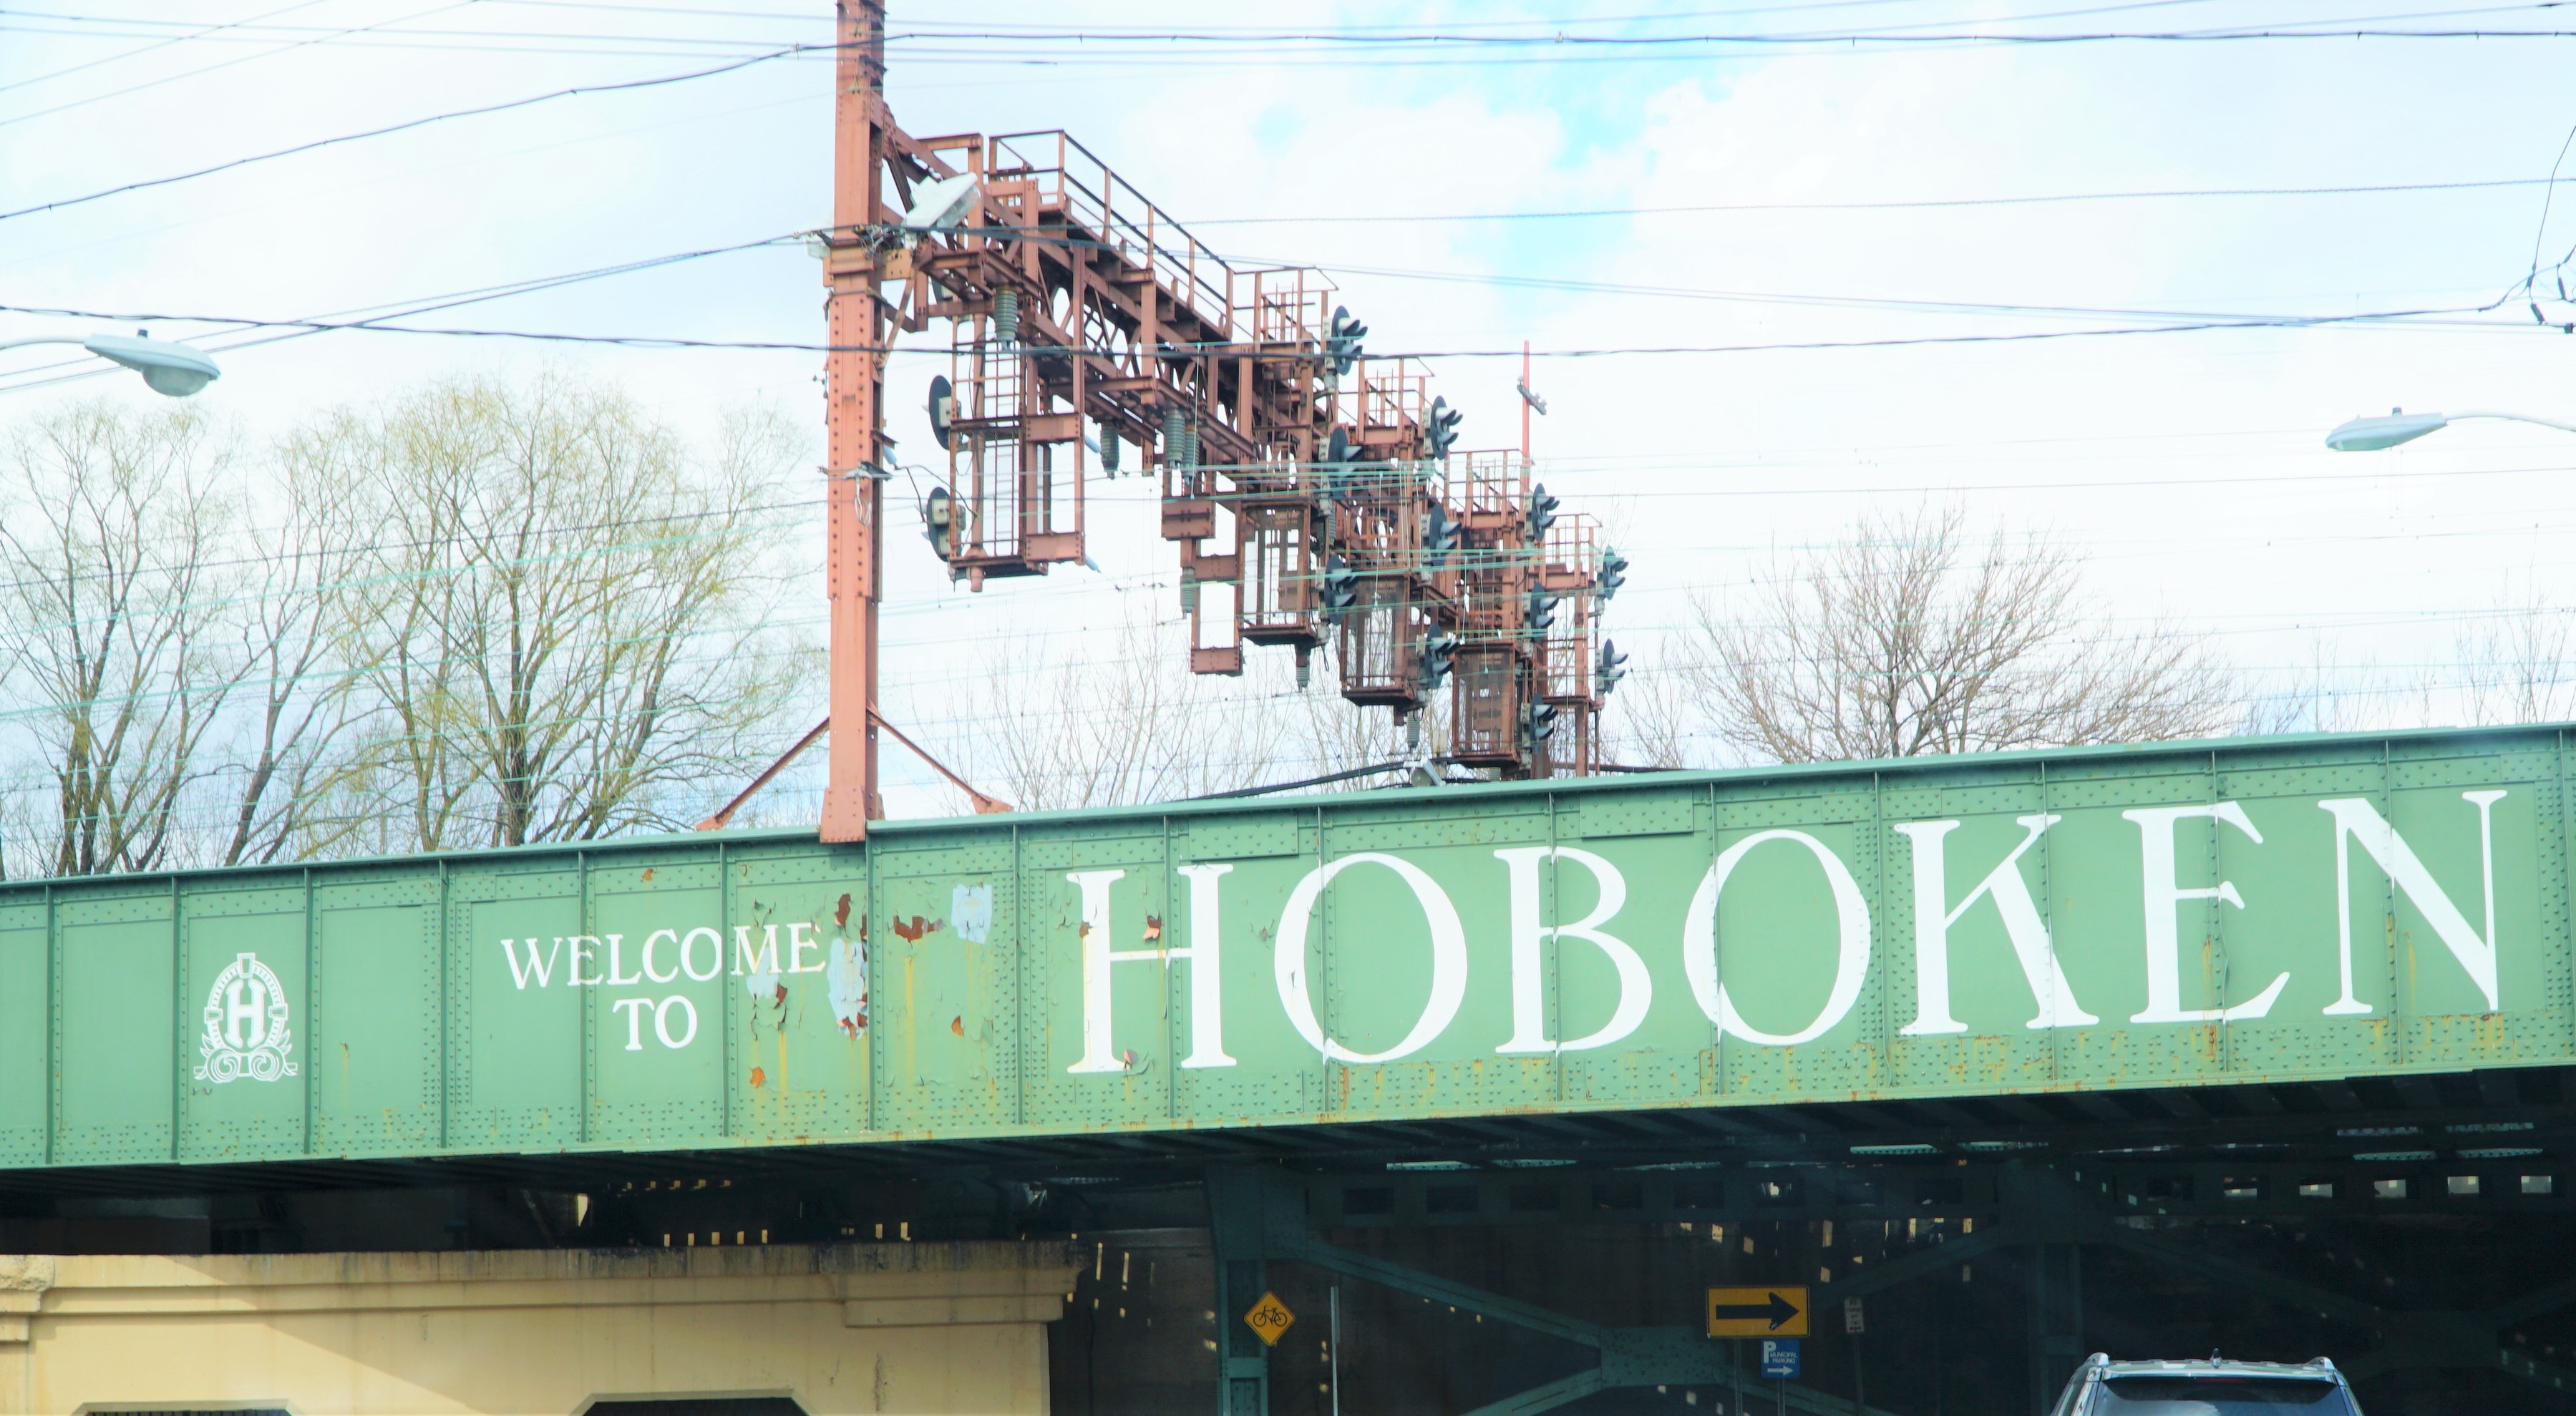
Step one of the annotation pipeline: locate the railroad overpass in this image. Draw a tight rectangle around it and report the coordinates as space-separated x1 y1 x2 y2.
1 724 2572 1416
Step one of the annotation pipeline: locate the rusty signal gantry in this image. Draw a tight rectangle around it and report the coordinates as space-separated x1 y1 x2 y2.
811 1 1627 844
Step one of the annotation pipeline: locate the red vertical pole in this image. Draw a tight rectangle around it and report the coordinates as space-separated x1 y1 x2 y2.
821 0 888 841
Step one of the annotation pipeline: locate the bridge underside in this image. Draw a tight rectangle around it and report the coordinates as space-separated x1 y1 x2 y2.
1 1065 2568 1416
0 1062 2560 1201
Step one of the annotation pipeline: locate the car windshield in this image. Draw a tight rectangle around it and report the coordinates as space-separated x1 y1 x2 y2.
2096 1376 2358 1416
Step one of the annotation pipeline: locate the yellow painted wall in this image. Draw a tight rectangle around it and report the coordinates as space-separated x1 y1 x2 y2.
0 1244 1077 1416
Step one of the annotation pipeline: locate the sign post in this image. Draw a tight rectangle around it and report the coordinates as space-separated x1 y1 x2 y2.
1846 1297 1866 1412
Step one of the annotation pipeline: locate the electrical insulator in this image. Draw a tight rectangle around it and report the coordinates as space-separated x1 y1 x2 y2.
994 288 1019 348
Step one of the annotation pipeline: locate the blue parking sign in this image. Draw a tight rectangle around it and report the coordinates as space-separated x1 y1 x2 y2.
1761 1339 1802 1380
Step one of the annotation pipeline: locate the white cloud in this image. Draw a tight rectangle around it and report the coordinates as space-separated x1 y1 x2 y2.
6 2 2575 809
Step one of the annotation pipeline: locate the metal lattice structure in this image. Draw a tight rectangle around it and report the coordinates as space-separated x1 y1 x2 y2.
821 24 1623 817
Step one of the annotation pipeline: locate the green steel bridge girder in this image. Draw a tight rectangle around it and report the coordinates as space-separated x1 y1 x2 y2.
0 723 2571 1173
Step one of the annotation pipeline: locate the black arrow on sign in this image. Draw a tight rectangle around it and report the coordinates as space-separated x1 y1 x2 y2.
1710 1292 1802 1330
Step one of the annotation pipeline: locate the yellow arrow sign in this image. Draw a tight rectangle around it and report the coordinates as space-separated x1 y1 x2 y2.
1706 1286 1808 1337
1243 1291 1296 1346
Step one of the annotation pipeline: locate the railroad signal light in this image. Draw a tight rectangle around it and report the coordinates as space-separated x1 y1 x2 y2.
1419 625 1458 693
1524 700 1560 744
1423 503 1460 571
1328 306 1369 376
1325 426 1355 468
1320 555 1360 624
923 484 955 560
1598 547 1628 601
928 375 956 451
1527 585 1563 633
1597 639 1629 697
1425 396 1464 458
1527 484 1560 541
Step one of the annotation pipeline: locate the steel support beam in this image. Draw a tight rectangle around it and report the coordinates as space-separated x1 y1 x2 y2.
2089 1224 2390 1332
2500 1350 2576 1398
2095 1218 2576 1395
1209 1166 1910 1416
1818 1226 2006 1305
1208 1169 1275 1416
2027 1243 2084 1416
1457 1367 1605 1416
820 0 890 839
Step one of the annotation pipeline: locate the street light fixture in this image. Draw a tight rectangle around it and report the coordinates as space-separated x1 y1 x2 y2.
0 328 222 397
2325 406 2576 451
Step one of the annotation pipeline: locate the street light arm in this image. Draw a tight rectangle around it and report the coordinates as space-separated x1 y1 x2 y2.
2446 410 2576 436
2324 407 2576 451
0 331 220 396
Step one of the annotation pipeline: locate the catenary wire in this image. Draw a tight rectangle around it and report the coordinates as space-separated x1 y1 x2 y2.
0 232 809 394
0 39 839 225
0 0 333 99
1186 175 2576 225
0 297 2540 363
0 1 487 133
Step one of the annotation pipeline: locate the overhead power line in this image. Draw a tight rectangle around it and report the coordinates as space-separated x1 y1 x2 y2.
1188 175 2576 225
0 39 835 225
0 0 484 134
0 0 331 100
0 232 805 395
0 297 2538 362
874 1 2557 39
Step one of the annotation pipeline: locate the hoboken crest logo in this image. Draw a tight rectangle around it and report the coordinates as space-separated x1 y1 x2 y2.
196 952 296 1085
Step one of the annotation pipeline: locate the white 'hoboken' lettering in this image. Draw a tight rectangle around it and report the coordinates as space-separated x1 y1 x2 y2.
2318 791 2506 1015
1064 866 1238 1075
2124 803 2286 1023
1275 853 1469 1064
1895 815 2096 1035
1683 830 1872 1046
1492 846 1650 1054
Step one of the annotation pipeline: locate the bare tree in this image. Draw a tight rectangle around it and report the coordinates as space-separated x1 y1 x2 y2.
1677 502 2235 765
2456 587 2576 727
339 374 807 849
907 606 1484 814
932 612 1274 811
1603 664 1693 769
0 402 244 875
213 421 384 864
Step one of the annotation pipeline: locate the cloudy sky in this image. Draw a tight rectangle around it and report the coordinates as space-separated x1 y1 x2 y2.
4 2 2574 814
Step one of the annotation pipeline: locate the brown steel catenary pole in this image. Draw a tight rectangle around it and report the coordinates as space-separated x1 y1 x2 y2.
822 0 888 841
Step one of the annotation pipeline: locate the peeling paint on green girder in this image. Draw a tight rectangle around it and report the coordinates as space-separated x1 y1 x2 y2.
0 723 2565 1170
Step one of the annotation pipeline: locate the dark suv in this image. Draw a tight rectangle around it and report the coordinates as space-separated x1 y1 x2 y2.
2048 1355 2364 1416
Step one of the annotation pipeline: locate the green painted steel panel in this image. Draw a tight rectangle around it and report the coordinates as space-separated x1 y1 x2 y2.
314 879 441 1156
0 906 45 1166
56 892 176 1165
1 725 2568 1171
